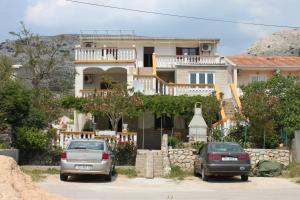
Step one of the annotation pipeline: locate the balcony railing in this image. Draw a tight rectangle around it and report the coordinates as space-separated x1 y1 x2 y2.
156 55 225 68
80 89 112 97
133 76 215 96
75 48 136 62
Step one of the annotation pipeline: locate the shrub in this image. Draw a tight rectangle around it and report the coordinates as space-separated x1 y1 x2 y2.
114 142 137 166
191 141 205 151
14 127 62 164
168 136 179 148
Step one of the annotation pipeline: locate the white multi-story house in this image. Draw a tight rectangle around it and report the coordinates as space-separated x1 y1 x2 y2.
69 31 239 149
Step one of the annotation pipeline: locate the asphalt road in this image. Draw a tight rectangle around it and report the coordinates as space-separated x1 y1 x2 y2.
38 175 300 200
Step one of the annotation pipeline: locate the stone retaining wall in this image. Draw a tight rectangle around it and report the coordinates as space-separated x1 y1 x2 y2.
245 149 290 166
168 149 196 172
168 148 290 172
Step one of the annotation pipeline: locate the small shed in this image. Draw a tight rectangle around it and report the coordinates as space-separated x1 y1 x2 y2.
188 103 208 142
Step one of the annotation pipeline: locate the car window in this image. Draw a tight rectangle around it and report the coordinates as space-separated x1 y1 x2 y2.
209 143 244 153
68 141 104 150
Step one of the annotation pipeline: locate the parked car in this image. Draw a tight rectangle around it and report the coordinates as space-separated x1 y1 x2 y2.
194 142 251 181
60 139 115 181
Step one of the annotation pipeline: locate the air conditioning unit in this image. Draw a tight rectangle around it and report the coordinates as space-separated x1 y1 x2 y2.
202 44 212 52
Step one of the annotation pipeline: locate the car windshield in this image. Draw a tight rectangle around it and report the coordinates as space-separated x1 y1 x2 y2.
68 141 104 150
210 143 244 153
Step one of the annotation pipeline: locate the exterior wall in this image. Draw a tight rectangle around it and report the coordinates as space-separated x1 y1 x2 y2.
237 70 274 86
175 66 232 93
168 148 290 172
237 69 300 87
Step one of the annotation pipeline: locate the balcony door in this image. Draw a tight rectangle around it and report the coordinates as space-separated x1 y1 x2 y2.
144 47 155 67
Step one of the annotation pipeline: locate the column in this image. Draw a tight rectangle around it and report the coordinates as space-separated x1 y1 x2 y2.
75 67 84 97
233 68 238 87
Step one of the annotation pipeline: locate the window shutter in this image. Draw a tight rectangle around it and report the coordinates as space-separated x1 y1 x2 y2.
196 47 200 55
176 47 182 55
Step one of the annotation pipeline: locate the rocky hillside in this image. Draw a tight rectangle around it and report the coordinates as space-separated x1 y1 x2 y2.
245 29 300 56
0 34 79 65
0 34 79 92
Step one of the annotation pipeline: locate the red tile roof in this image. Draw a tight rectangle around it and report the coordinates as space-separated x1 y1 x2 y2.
227 56 300 67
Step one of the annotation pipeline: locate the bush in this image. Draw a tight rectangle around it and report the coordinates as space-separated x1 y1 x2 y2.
114 142 137 166
191 141 205 151
15 127 49 152
14 127 62 164
168 136 179 148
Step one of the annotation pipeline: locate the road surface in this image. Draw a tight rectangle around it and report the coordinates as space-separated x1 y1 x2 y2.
38 175 300 200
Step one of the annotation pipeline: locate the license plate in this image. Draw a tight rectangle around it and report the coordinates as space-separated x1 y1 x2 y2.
222 157 238 161
75 165 92 170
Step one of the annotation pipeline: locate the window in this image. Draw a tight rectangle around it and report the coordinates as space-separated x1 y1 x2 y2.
250 74 267 82
182 48 196 55
189 72 215 85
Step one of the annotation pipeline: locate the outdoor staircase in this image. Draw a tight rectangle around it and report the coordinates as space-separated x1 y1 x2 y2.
135 150 164 178
223 98 238 119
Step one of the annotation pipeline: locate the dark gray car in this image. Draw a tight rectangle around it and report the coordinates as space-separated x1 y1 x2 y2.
194 142 251 181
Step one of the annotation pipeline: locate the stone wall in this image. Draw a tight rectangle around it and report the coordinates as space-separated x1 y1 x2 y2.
168 149 196 172
168 148 290 172
245 149 290 166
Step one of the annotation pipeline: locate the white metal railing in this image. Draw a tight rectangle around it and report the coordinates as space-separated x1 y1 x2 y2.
75 48 136 61
80 89 112 97
59 131 137 148
172 86 214 96
133 76 215 96
156 55 225 68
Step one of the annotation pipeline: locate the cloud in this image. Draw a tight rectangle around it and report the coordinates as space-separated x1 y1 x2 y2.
22 0 300 55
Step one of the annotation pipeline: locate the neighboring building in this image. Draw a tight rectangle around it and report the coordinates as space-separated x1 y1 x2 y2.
227 56 300 87
70 31 237 149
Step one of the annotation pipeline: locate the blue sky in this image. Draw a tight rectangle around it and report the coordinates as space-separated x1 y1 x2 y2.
0 0 299 55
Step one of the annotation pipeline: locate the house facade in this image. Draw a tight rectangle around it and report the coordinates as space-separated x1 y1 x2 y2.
68 31 239 149
227 56 300 87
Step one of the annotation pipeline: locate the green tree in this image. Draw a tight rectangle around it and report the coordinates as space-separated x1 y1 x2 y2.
241 73 300 148
63 79 144 132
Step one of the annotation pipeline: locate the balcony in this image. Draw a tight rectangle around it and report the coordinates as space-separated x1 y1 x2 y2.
156 55 225 68
75 48 136 63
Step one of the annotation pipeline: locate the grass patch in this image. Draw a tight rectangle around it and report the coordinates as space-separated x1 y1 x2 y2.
281 163 300 178
115 167 137 178
21 167 60 182
168 165 192 180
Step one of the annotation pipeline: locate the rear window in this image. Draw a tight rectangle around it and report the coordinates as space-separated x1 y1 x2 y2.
68 141 104 150
209 143 244 153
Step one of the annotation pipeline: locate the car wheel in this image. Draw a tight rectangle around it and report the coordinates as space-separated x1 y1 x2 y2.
201 167 208 181
105 172 112 182
241 175 248 182
111 166 116 176
60 174 68 181
193 166 199 176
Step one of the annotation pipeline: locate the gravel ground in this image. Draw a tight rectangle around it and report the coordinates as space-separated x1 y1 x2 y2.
38 174 300 200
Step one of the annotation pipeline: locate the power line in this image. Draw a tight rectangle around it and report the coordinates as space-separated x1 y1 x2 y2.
65 0 300 29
